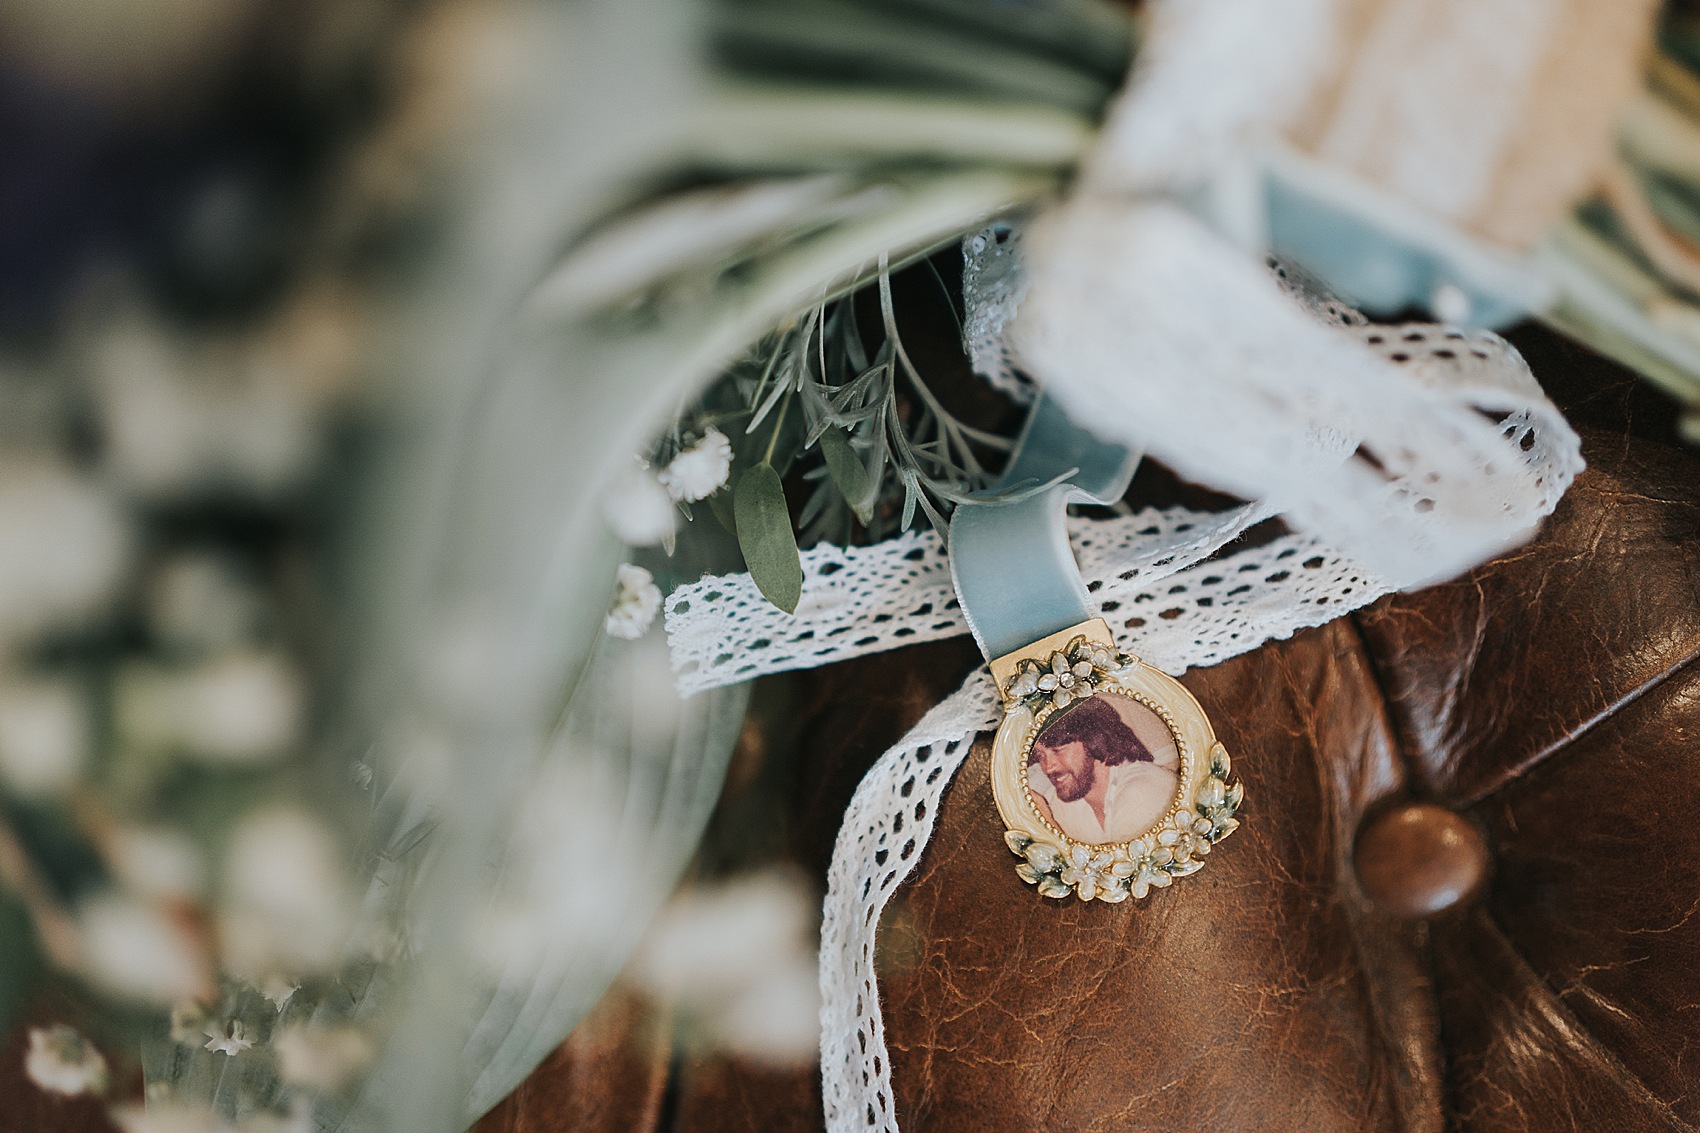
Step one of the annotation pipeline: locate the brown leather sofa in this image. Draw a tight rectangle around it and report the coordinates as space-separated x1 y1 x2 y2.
481 333 1700 1133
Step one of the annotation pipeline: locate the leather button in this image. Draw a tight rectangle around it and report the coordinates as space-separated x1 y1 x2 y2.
1353 802 1488 918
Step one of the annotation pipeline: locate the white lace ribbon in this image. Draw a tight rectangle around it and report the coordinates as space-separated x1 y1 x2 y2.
667 301 1577 700
819 671 998 1133
1000 201 1583 589
665 502 1273 696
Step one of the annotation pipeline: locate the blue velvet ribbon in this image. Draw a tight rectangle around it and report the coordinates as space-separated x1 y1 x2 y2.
948 395 1137 661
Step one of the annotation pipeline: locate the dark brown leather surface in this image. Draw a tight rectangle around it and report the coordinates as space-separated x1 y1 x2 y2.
490 349 1700 1131
479 988 673 1133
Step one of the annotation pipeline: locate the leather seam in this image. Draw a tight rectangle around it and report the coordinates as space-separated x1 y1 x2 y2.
1456 642 1700 810
1343 609 1423 790
1338 614 1448 1133
1450 907 1700 1132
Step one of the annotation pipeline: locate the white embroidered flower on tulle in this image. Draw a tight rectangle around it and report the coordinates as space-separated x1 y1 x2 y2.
25 1025 108 1096
606 564 661 640
659 428 732 502
204 1019 253 1057
601 465 675 546
258 973 299 1010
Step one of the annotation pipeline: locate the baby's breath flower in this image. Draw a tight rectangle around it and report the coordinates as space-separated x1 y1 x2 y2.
108 825 206 902
25 1025 108 1097
605 563 661 640
602 465 675 546
77 893 212 1004
659 428 732 502
630 869 820 1065
220 807 354 980
0 676 89 799
114 653 304 767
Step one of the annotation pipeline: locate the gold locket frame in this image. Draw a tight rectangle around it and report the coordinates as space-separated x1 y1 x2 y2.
989 619 1242 902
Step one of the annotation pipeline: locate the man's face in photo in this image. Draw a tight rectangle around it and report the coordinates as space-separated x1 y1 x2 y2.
1035 739 1094 803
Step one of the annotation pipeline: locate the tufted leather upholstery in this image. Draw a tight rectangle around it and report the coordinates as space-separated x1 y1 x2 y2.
480 335 1700 1133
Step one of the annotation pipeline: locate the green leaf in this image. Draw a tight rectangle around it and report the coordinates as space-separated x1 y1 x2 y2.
734 463 803 613
818 428 874 523
899 469 920 530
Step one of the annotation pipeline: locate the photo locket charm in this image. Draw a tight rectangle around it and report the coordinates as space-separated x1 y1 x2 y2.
949 395 1242 904
987 618 1241 902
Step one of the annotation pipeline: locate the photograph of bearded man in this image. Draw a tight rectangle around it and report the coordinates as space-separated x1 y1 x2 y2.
1027 693 1182 844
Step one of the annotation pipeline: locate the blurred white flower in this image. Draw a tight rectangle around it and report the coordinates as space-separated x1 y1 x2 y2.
110 1099 228 1133
466 759 625 975
273 1023 374 1094
115 652 304 766
257 973 298 1010
76 893 212 1004
605 563 661 640
220 807 354 979
172 653 303 764
712 954 821 1064
601 464 674 546
631 868 820 1065
0 459 131 647
93 314 318 501
108 826 206 902
202 1020 253 1057
146 553 266 656
25 1024 108 1097
1431 282 1472 325
658 428 732 502
0 676 89 799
